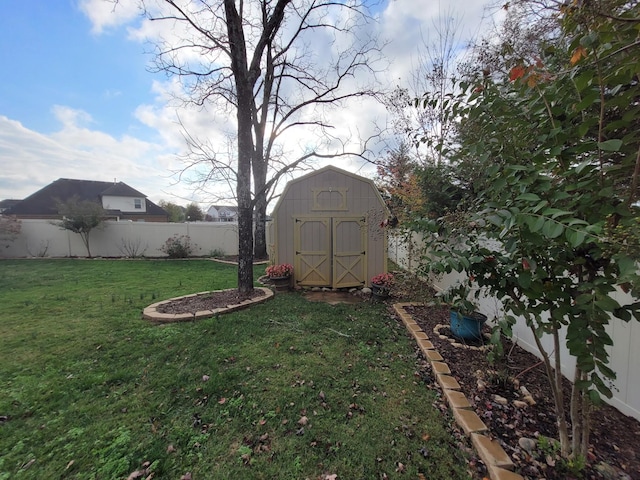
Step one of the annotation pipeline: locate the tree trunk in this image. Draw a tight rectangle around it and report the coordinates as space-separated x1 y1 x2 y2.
252 150 268 260
224 0 254 294
254 198 268 259
552 322 570 457
529 321 570 456
81 232 92 258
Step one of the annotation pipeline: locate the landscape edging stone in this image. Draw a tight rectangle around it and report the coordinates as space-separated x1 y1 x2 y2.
393 302 524 480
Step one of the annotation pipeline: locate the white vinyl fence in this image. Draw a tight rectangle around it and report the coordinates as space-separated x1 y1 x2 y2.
389 232 640 421
1 219 239 258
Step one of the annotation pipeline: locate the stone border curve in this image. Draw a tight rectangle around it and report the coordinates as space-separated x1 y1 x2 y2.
393 302 525 480
143 287 274 323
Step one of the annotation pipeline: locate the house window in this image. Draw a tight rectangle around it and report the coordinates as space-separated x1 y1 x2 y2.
134 198 142 209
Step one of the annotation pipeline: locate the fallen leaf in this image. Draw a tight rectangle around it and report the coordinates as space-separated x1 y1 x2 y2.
65 460 74 470
395 462 405 473
180 473 192 480
218 397 227 404
298 415 309 426
126 471 144 480
202 375 210 382
22 459 36 470
167 444 176 453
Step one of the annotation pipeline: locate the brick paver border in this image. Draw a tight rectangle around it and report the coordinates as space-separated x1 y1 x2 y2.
143 287 274 323
393 302 524 480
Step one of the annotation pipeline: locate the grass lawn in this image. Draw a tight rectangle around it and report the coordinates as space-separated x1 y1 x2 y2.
0 259 470 479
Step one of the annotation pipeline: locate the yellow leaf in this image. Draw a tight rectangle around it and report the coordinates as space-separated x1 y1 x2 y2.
570 46 587 65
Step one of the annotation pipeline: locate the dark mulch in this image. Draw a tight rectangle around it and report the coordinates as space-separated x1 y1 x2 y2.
157 289 266 314
405 303 640 480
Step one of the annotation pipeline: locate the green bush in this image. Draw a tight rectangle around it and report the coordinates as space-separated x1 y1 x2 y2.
160 235 194 258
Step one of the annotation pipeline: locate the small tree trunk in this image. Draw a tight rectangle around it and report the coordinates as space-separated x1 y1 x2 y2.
571 366 592 459
580 391 591 458
570 367 583 457
529 320 570 456
552 323 570 457
81 232 92 258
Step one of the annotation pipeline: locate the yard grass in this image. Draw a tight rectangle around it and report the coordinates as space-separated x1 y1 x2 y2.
0 259 470 479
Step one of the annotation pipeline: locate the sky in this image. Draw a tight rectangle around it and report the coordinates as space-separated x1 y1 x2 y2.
0 0 499 208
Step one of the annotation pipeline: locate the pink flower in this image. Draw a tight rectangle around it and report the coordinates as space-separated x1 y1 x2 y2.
265 263 294 278
371 273 394 287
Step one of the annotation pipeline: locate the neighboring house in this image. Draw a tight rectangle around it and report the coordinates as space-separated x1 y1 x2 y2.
4 178 168 222
207 205 238 222
0 199 21 213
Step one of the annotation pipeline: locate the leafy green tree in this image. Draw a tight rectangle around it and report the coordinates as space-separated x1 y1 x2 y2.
55 196 107 258
414 0 640 460
184 202 204 222
159 201 186 223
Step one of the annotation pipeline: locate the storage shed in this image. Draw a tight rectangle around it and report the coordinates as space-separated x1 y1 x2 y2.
269 165 390 289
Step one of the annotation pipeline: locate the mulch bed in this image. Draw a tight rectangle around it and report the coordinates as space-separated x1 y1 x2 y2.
156 289 266 314
405 303 640 480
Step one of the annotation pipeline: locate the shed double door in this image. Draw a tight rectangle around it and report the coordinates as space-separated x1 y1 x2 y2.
294 216 367 288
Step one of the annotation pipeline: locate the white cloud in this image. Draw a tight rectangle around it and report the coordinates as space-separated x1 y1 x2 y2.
9 0 501 209
78 0 141 35
0 112 189 205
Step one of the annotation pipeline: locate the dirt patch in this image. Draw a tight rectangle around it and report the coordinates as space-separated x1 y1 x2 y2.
405 304 640 480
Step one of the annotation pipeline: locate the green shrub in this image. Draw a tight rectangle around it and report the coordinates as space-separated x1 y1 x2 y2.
160 235 194 258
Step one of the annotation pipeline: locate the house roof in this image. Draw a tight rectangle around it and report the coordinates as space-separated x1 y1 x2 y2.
4 178 167 217
207 205 238 215
0 199 21 211
101 182 146 198
209 205 238 211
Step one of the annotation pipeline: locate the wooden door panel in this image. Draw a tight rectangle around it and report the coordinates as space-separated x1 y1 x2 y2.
333 217 366 288
294 218 331 286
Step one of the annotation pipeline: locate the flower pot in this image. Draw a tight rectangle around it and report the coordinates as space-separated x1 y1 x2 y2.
270 275 291 292
449 309 487 341
371 282 390 299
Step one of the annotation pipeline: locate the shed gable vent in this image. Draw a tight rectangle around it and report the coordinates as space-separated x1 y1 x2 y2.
311 188 348 211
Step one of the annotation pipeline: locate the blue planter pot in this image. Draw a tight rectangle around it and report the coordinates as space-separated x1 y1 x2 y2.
449 310 487 341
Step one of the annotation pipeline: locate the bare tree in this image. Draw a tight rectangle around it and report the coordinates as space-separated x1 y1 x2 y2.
384 9 465 166
126 0 384 289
